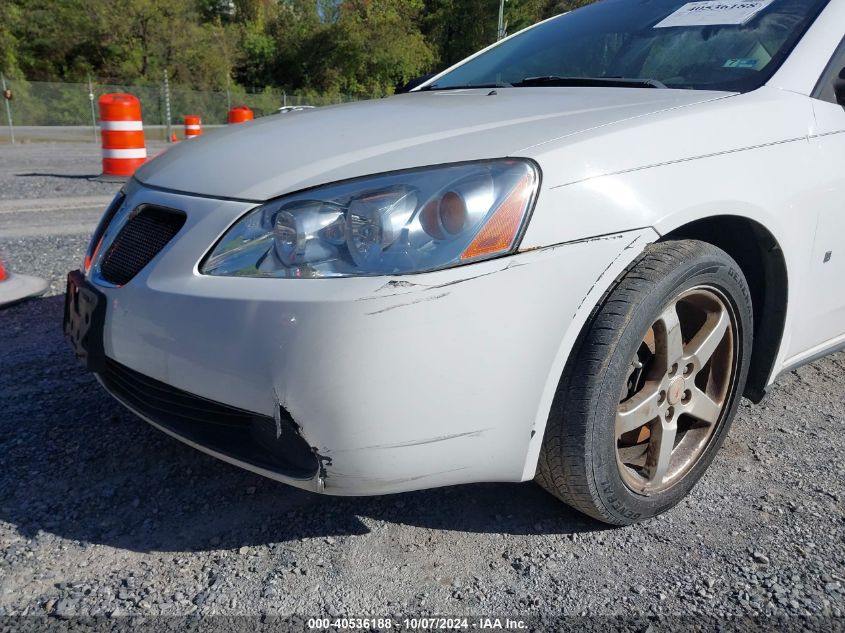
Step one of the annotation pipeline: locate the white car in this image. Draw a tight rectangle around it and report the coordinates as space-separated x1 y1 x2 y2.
278 105 316 113
65 0 845 525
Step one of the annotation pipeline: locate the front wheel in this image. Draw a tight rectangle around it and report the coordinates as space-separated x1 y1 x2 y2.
536 240 753 525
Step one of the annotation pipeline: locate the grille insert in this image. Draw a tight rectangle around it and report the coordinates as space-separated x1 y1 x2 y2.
99 206 185 285
99 358 319 479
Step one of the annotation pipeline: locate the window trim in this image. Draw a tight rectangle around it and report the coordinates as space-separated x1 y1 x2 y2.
811 35 845 104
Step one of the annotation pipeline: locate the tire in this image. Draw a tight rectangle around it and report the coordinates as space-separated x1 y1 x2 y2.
536 239 753 525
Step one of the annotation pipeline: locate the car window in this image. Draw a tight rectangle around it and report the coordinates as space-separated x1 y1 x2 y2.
813 36 845 104
426 0 830 93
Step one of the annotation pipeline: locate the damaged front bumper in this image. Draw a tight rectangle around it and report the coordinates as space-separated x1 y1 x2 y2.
82 183 657 496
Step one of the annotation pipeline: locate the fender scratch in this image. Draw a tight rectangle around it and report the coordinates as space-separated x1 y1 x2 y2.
350 429 490 451
571 234 644 319
365 292 450 315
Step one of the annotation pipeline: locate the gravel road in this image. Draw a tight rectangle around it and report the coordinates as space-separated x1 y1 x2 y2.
0 143 843 628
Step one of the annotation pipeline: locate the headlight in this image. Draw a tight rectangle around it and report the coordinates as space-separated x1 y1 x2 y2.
200 159 539 278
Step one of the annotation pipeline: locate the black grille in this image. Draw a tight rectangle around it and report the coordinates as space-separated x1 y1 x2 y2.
99 206 186 285
99 358 319 479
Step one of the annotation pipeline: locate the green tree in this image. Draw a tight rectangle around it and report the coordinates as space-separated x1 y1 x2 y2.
7 0 103 80
422 0 495 71
332 0 435 95
4 0 234 87
421 0 596 72
91 0 232 87
274 0 435 97
0 1 23 78
268 0 322 89
2 0 598 98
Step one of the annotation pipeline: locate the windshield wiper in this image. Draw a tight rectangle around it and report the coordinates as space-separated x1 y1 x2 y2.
515 76 668 89
418 82 513 92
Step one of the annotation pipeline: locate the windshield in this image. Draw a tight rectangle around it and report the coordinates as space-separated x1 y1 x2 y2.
424 0 829 93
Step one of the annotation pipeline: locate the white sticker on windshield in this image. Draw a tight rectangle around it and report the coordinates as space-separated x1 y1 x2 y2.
655 0 776 28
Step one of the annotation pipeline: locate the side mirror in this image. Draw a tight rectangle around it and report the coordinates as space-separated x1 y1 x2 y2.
835 67 845 107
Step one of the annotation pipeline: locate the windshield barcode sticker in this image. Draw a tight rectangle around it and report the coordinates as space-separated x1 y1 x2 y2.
655 0 776 28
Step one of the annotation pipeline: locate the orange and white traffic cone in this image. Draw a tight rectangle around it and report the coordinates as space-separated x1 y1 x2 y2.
184 115 202 138
0 255 48 308
96 93 147 182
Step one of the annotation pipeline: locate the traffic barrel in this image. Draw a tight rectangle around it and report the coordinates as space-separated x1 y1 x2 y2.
228 106 254 124
0 254 48 308
98 94 147 181
184 114 202 138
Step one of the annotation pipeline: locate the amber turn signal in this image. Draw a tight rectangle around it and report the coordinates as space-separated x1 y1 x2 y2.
461 174 534 261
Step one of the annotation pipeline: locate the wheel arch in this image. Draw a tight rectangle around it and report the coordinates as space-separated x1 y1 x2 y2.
659 215 788 403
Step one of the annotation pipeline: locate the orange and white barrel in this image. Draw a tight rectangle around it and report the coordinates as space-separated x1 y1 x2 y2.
184 114 202 139
228 106 254 124
98 94 146 178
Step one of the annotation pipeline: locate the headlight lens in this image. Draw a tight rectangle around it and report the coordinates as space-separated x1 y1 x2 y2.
200 159 539 278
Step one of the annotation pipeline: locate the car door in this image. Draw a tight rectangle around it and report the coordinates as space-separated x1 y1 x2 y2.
787 36 845 358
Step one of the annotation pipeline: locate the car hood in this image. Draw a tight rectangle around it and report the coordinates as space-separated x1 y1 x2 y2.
135 87 729 201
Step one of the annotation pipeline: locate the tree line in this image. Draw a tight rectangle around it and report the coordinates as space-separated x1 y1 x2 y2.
0 0 594 97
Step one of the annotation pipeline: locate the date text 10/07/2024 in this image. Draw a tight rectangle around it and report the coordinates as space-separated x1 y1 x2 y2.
306 618 528 630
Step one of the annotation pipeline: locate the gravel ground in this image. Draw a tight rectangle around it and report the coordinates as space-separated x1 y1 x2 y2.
0 141 164 201
0 144 843 628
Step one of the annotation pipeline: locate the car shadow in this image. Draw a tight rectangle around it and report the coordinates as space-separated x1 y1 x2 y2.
17 172 101 180
0 295 603 554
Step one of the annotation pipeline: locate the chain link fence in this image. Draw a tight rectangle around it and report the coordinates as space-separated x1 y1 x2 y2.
0 77 360 143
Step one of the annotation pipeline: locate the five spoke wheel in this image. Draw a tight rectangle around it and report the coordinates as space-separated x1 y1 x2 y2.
615 287 736 495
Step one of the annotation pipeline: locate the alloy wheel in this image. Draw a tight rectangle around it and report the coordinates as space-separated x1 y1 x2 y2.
615 286 738 495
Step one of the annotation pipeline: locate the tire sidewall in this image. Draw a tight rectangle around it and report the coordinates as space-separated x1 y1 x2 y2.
590 251 754 524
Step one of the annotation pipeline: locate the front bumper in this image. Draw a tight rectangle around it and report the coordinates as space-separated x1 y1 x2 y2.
82 183 657 495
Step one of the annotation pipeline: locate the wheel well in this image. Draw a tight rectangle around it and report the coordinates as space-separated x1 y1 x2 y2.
662 216 787 403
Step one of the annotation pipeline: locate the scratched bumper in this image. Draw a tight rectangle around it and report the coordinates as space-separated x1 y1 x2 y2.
92 184 657 495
